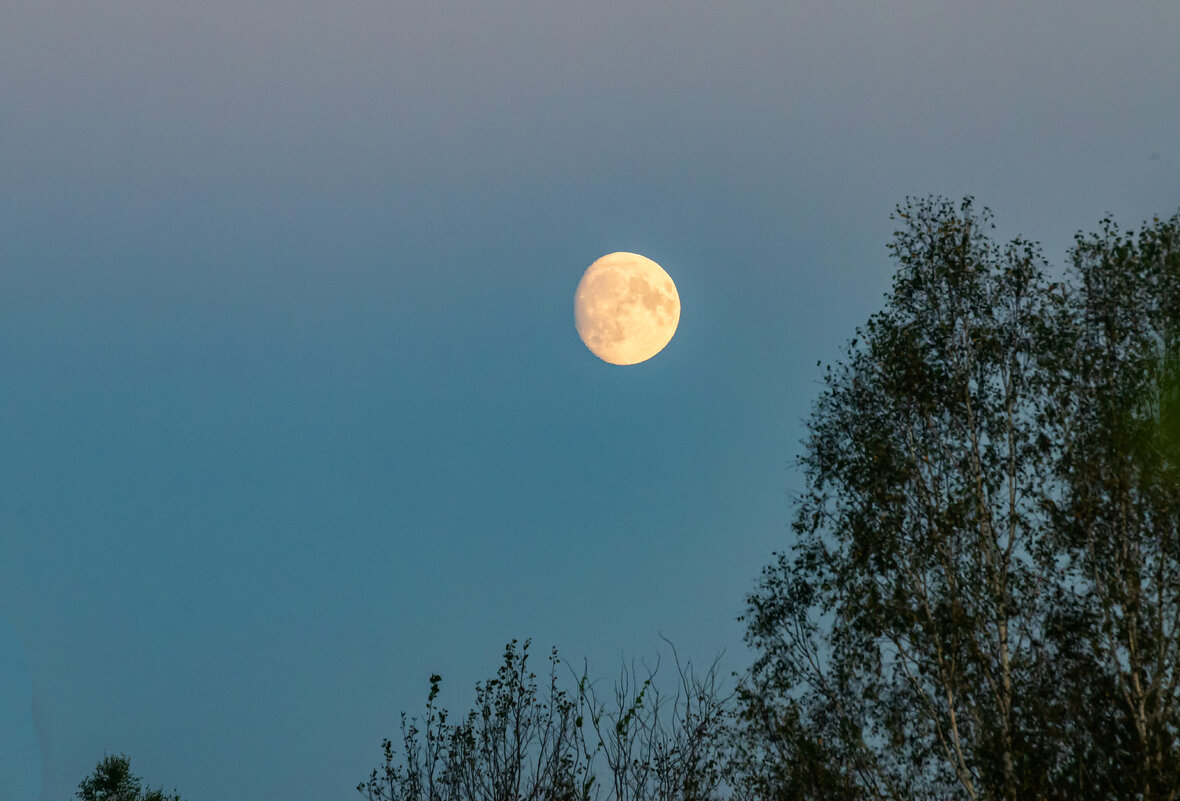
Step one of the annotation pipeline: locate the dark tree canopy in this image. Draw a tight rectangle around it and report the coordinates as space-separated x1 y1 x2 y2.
360 639 732 801
738 198 1180 801
76 754 184 801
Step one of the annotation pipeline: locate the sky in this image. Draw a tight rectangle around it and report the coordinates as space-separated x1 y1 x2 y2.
1 1 1178 799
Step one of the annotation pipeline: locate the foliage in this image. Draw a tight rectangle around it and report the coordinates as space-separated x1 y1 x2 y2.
76 754 184 801
1046 212 1180 798
738 197 1180 801
359 638 733 801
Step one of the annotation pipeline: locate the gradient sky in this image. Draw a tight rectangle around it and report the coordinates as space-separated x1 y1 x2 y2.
2 2 1178 799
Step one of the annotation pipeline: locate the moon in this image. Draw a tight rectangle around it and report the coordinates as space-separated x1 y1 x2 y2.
574 252 680 365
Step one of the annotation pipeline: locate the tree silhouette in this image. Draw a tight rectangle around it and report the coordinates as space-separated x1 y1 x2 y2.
737 198 1180 800
360 638 733 801
76 754 184 801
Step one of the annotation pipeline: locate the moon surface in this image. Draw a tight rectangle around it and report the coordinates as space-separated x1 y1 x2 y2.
574 252 680 365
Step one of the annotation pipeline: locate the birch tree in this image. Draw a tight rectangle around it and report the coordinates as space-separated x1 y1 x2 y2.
737 198 1180 800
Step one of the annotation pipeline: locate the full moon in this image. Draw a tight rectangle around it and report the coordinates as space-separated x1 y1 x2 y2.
574 252 680 365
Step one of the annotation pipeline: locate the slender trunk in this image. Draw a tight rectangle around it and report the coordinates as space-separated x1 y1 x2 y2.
997 617 1017 801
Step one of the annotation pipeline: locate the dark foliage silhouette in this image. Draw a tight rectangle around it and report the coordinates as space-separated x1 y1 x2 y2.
738 198 1180 800
76 754 185 801
359 638 733 801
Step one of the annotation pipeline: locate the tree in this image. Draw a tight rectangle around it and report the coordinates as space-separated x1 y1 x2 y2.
360 638 734 801
736 197 1180 800
76 754 184 801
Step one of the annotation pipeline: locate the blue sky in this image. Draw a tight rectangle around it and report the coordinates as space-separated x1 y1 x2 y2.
2 2 1178 799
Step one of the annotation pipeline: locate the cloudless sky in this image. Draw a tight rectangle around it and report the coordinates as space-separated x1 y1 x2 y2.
2 2 1178 799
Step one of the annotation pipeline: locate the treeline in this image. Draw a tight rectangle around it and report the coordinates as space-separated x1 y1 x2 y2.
358 638 732 801
77 198 1180 800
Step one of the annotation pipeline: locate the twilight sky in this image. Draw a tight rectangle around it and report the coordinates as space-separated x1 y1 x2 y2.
2 2 1178 799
